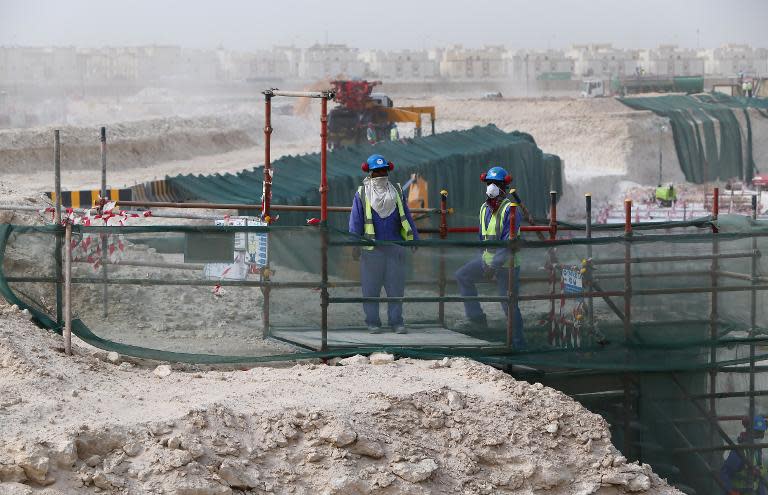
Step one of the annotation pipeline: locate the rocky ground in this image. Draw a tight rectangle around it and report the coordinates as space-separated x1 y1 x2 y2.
0 303 682 494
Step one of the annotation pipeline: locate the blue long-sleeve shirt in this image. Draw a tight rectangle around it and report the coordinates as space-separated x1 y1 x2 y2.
479 201 523 269
349 190 420 241
720 439 767 495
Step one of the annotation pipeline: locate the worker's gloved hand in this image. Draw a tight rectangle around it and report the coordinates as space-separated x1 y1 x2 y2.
352 247 361 261
483 264 497 282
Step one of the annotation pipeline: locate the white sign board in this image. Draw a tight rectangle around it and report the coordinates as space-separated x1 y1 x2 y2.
203 217 249 280
562 268 583 295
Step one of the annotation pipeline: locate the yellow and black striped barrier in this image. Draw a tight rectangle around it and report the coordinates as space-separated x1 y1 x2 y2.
47 188 132 209
131 180 181 203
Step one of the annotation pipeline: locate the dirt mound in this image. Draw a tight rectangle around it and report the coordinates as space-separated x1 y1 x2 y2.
0 305 681 494
0 111 316 175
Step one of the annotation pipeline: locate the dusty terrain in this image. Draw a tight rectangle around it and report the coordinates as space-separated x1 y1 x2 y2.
0 304 681 494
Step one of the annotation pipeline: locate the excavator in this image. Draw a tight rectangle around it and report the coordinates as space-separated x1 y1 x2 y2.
327 80 436 149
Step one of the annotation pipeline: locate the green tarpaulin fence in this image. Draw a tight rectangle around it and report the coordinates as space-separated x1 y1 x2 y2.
167 125 563 228
619 93 768 184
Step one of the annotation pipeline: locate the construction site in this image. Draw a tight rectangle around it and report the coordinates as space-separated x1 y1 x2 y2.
3 4 768 494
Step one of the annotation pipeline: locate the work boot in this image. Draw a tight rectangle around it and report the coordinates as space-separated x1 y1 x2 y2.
453 316 488 332
368 326 382 334
393 325 407 334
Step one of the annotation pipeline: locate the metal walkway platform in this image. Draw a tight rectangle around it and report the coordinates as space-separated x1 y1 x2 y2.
270 325 496 351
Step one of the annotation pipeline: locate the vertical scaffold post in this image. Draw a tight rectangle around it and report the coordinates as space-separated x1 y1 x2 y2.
506 203 518 349
748 194 758 481
63 222 72 355
320 94 330 351
623 198 633 460
548 191 558 345
438 190 448 328
623 199 632 340
709 187 720 469
100 127 109 318
585 193 594 344
54 130 63 325
261 91 273 338
549 191 558 240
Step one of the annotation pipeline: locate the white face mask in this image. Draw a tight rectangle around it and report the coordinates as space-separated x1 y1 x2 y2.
486 183 501 199
370 176 390 191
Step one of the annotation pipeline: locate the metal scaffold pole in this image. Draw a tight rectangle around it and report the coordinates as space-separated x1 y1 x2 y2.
100 126 109 318
709 187 719 473
54 130 63 325
63 222 72 355
438 190 448 328
320 94 330 352
506 203 518 349
261 91 273 338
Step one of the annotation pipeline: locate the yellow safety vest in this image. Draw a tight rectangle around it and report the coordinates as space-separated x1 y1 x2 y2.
359 183 414 250
480 199 520 267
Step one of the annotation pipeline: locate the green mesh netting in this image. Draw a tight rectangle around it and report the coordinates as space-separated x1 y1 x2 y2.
619 94 768 184
4 218 768 494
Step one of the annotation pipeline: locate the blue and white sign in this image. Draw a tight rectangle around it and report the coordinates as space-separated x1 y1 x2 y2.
562 268 583 295
247 217 268 268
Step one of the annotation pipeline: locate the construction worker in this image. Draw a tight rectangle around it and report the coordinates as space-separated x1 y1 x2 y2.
366 123 377 145
747 80 754 99
349 154 419 334
454 166 525 348
390 124 399 142
720 415 768 494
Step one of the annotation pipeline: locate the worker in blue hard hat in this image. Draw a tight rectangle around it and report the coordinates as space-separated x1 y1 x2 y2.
721 415 768 494
454 166 525 347
349 154 419 334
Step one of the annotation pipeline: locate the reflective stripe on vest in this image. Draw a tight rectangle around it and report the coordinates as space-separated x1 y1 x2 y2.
480 199 520 267
732 448 768 493
358 183 413 250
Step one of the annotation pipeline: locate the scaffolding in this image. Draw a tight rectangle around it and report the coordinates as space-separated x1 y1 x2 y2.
1 90 768 494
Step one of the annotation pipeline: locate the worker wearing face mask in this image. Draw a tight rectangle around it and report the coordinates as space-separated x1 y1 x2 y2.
349 154 419 334
454 166 525 348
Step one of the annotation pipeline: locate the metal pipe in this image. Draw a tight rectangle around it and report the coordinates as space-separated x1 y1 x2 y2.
73 258 204 270
319 93 331 351
709 186 720 471
549 191 557 240
438 190 448 328
624 199 632 342
592 251 758 266
261 91 273 339
320 95 329 222
63 222 72 355
100 126 108 319
265 89 333 98
749 194 758 479
54 130 63 325
114 200 438 215
507 204 517 348
585 193 595 345
54 130 61 224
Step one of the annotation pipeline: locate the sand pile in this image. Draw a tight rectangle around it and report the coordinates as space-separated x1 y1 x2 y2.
0 303 682 495
0 109 315 175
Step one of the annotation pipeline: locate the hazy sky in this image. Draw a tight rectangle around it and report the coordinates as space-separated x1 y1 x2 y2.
1 0 767 50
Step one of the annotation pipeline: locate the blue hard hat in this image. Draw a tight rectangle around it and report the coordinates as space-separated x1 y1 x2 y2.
481 166 511 185
363 154 391 172
754 415 767 432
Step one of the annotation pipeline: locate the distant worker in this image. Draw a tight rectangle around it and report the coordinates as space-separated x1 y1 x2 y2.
349 154 419 335
747 80 754 99
390 124 399 142
366 123 377 145
720 415 768 495
454 166 525 348
655 184 677 208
